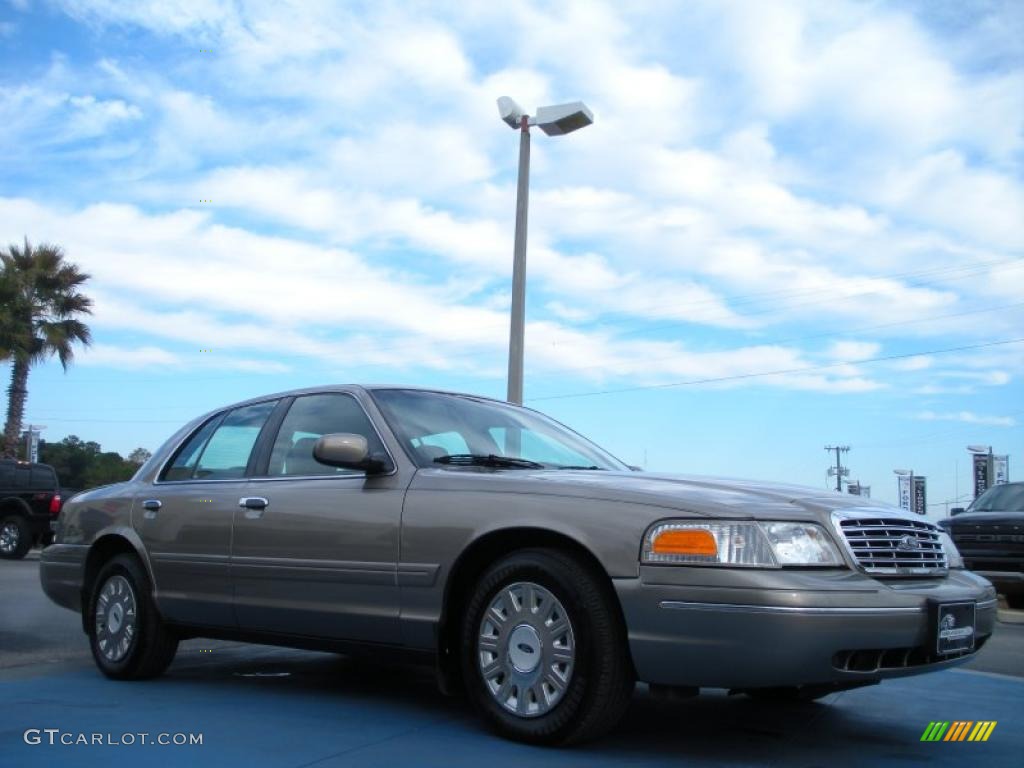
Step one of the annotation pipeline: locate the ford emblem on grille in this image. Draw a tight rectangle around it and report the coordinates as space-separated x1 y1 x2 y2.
897 535 921 551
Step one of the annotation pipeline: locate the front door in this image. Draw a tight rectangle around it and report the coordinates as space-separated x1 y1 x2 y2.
135 400 278 626
231 392 403 643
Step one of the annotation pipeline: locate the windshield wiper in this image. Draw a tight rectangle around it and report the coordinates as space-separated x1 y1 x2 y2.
433 454 545 469
555 465 605 470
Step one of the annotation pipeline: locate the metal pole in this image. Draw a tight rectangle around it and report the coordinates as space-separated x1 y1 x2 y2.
506 115 531 405
834 447 842 492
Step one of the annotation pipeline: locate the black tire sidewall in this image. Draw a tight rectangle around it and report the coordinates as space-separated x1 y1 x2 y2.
0 514 31 560
460 550 608 744
88 555 154 678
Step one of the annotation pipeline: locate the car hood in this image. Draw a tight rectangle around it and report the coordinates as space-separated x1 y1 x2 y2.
943 511 1024 526
416 468 904 522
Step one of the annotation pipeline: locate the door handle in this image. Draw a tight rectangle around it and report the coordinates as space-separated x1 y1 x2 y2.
141 499 161 519
239 497 269 519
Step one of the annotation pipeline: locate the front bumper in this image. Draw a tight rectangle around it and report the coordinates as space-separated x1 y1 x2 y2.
615 566 997 689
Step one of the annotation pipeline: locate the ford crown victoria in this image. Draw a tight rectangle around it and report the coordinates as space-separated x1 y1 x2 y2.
40 386 997 744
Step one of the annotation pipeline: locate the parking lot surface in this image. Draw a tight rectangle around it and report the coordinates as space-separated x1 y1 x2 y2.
2 556 1022 767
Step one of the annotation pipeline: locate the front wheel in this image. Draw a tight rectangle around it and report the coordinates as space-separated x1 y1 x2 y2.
0 515 31 560
88 554 178 680
460 548 634 745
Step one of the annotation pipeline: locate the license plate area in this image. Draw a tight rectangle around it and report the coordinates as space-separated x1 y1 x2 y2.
929 601 976 655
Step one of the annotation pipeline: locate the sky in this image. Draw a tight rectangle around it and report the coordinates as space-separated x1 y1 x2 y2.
0 0 1021 518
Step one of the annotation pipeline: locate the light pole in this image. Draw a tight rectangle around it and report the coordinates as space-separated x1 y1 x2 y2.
497 96 594 405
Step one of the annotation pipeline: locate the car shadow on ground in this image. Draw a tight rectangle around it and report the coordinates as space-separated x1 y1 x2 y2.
155 646 986 767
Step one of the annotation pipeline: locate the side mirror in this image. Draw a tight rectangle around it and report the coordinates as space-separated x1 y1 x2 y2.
313 433 391 474
950 507 966 516
627 465 644 472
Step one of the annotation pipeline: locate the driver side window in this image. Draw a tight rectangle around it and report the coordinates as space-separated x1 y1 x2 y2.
267 393 384 477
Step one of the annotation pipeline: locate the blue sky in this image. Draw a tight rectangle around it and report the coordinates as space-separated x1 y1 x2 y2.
1 0 1021 517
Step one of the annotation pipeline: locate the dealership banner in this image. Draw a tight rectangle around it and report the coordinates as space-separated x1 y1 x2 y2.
973 453 990 499
898 474 912 512
913 476 927 515
994 455 1009 485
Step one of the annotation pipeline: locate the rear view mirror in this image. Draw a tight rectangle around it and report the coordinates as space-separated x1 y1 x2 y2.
313 433 391 474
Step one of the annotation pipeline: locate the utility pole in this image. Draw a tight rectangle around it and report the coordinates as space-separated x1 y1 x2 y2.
825 445 850 492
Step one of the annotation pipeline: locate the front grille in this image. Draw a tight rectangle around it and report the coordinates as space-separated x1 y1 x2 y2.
838 517 947 575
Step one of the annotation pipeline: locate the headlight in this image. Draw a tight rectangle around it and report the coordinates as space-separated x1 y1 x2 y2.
642 520 843 567
938 531 964 568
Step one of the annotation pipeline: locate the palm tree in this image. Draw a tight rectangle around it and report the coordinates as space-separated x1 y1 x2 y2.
1 239 92 458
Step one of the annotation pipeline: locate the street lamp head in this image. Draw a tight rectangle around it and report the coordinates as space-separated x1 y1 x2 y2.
966 445 990 453
893 469 912 476
497 96 526 129
533 101 594 136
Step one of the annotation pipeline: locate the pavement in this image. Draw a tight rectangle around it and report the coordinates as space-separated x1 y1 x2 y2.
2 553 1022 767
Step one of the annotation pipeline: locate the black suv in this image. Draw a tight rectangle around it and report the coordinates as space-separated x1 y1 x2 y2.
0 459 65 559
939 481 1024 609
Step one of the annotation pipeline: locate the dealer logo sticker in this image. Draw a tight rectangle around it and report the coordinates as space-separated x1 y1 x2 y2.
920 721 997 742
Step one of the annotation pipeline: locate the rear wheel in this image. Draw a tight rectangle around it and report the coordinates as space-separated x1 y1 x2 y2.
460 548 634 745
0 515 31 560
88 554 178 679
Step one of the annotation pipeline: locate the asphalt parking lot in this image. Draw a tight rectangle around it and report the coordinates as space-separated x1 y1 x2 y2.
2 554 1022 767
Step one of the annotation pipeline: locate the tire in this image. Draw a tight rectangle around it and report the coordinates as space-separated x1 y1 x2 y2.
1006 593 1024 610
87 554 178 680
0 515 32 560
460 548 634 745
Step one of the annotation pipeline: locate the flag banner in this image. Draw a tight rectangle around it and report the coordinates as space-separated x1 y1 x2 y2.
913 476 927 515
973 453 990 499
898 474 912 511
994 455 1009 485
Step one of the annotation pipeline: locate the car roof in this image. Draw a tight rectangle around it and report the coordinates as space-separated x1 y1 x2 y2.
197 384 514 418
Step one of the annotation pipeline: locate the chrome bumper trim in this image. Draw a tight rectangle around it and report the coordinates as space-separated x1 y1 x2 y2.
658 600 925 616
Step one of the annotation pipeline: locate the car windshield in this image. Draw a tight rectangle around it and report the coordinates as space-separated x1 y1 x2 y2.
370 389 629 471
968 484 1024 512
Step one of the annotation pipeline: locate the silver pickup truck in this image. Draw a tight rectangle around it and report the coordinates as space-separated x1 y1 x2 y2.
40 385 997 745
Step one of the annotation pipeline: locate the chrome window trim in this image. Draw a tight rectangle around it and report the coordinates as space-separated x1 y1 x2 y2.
153 391 399 485
658 601 925 615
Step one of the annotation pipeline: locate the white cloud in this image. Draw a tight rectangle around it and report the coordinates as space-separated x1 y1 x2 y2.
916 410 1017 427
827 340 881 361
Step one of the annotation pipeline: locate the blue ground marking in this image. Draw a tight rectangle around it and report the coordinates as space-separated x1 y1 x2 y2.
1 652 1021 768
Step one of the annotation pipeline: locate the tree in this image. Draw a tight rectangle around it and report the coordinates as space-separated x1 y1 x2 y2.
39 435 143 490
127 447 152 465
0 239 92 458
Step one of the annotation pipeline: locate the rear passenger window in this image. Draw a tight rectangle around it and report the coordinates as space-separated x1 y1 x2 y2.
162 417 222 481
0 462 13 485
194 401 277 479
13 465 30 488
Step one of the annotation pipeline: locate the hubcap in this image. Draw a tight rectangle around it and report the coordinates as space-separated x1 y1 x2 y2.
477 581 575 718
0 521 19 554
94 575 137 663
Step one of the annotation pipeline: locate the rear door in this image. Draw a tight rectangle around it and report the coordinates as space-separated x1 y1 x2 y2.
136 400 279 627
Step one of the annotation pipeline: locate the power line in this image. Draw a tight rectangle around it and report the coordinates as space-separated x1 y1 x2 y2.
527 337 1024 402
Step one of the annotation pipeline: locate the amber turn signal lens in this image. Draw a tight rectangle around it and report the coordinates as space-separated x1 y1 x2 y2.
651 528 718 556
